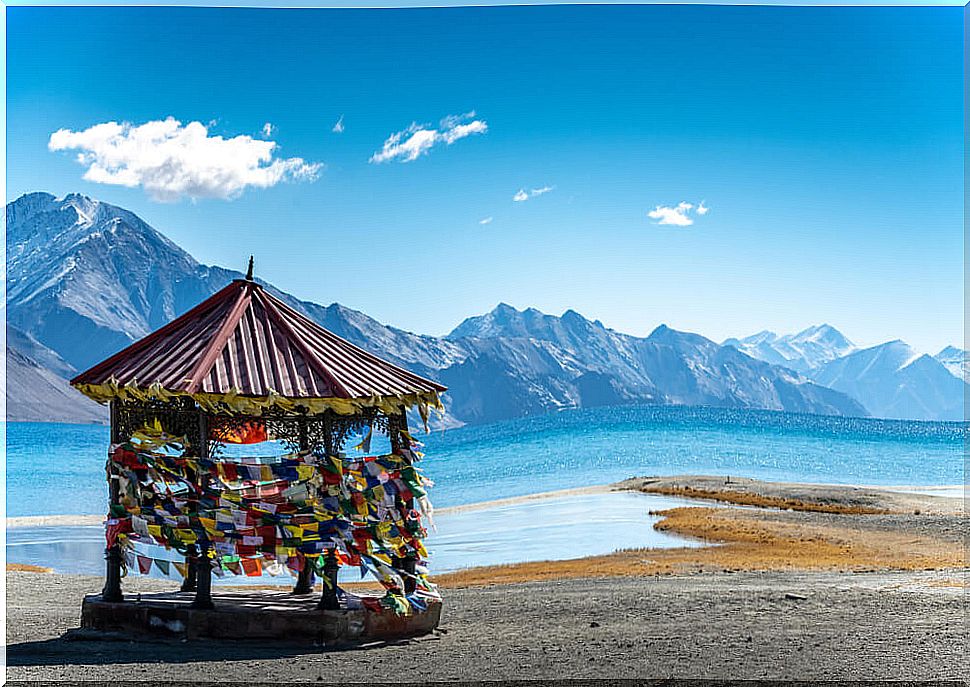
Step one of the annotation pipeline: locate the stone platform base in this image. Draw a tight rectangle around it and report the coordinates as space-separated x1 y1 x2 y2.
81 590 441 643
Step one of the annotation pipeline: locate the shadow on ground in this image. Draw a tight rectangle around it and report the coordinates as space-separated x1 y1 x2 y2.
6 630 430 667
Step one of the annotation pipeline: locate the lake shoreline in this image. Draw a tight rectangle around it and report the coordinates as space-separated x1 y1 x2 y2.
6 483 620 529
6 475 965 529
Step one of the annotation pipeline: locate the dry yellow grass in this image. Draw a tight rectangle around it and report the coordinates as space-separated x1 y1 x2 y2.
7 563 52 573
639 484 891 514
430 506 965 588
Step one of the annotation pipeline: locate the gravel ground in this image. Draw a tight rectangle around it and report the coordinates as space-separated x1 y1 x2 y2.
6 569 968 682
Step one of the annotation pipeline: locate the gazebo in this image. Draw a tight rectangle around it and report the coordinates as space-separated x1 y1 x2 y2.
70 260 447 640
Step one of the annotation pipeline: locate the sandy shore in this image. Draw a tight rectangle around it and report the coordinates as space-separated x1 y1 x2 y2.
619 473 966 516
6 475 968 681
7 514 105 529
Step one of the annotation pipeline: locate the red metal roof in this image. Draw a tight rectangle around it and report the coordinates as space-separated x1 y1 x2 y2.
71 279 446 402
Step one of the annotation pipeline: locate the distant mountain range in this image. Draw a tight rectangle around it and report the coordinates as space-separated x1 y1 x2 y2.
722 325 856 374
934 346 969 383
721 329 966 422
5 192 966 426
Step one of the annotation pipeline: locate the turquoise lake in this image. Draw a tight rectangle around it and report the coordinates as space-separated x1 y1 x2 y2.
5 406 965 577
5 405 965 518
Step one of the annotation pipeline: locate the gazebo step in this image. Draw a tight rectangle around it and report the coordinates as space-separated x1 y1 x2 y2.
80 591 441 643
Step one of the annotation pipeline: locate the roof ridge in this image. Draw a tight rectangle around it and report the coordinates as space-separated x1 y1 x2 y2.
182 281 254 394
70 281 240 386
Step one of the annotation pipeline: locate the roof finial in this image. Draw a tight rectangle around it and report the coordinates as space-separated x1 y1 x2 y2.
246 255 254 281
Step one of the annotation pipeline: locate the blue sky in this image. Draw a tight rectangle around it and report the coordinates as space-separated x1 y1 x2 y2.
6 5 964 353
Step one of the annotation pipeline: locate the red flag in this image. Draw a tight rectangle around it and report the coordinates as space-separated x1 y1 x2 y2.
241 558 262 577
137 555 153 575
105 518 132 548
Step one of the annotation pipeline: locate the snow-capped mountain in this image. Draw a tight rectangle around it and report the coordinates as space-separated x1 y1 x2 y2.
934 346 968 383
7 192 239 371
7 191 944 426
813 340 966 421
722 324 856 373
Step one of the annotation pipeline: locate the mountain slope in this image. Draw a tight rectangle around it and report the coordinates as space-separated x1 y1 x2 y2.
6 345 107 424
7 192 870 425
813 341 967 421
7 325 77 379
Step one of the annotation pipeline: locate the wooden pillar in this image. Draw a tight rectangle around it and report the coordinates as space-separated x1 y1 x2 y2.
190 411 214 609
180 451 200 593
391 410 418 595
190 541 214 610
316 412 342 609
180 544 198 592
181 423 200 592
292 417 315 595
102 401 124 602
317 548 340 610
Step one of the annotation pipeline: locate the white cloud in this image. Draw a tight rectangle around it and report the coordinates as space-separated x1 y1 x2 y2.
332 115 345 134
369 111 487 164
369 125 438 164
441 119 487 144
49 117 322 202
479 216 493 225
513 185 554 202
648 200 708 227
261 122 275 137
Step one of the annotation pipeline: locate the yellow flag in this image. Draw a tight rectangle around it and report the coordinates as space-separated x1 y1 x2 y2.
175 529 197 544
